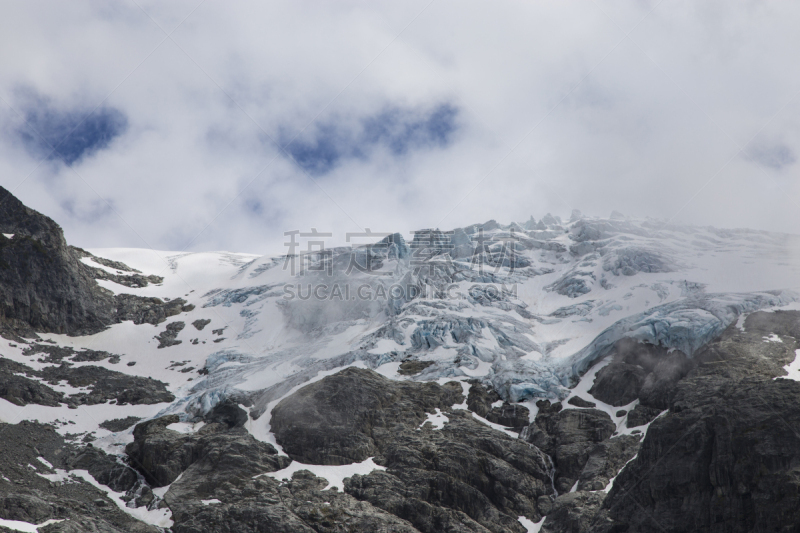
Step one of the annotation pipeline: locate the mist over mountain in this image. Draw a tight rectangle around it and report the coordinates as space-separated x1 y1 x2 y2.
2 190 800 532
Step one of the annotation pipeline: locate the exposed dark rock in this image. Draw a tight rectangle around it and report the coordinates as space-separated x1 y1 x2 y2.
0 421 158 532
625 404 662 428
64 446 139 493
466 382 502 417
37 364 175 406
0 357 174 407
117 295 193 327
567 396 596 408
485 402 530 429
0 187 117 337
590 337 695 409
575 434 640 491
594 311 800 532
70 247 141 273
614 410 626 417
155 321 185 348
126 416 289 487
271 368 551 532
541 491 608 533
86 265 164 289
192 319 211 331
524 408 615 494
588 363 646 407
398 360 434 376
22 343 120 364
271 367 464 465
168 467 418 533
203 399 247 428
0 358 63 406
99 416 142 432
0 187 191 339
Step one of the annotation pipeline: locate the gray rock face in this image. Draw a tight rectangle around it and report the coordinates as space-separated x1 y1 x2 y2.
541 491 608 533
468 381 532 428
71 247 163 288
271 367 464 465
466 381 502 417
192 318 211 330
588 363 646 406
625 404 662 428
576 434 640 491
0 421 158 532
127 416 290 487
202 399 247 428
116 295 194 326
559 311 800 532
524 407 616 494
567 396 596 408
0 186 117 337
588 338 694 408
168 467 419 533
23 343 120 364
0 358 174 407
0 187 193 339
155 321 185 348
271 368 553 532
99 416 142 432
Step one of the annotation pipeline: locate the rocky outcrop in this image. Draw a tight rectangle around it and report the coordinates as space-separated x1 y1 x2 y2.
0 421 159 532
575 434 639 491
271 368 553 532
271 367 464 465
155 321 186 348
588 337 694 408
0 357 174 407
0 187 193 339
523 405 616 493
116 296 194 327
541 491 608 533
550 311 800 532
127 415 289 487
0 186 117 337
22 342 120 364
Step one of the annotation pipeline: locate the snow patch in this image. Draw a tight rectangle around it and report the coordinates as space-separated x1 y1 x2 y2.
0 518 64 532
470 412 518 438
257 457 386 492
777 349 800 382
70 470 173 528
518 515 544 533
418 408 448 430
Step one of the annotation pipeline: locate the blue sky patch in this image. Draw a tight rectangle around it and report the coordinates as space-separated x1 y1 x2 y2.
17 102 128 165
282 103 459 175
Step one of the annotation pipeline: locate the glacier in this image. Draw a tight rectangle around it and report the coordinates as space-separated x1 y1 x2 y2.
4 213 800 455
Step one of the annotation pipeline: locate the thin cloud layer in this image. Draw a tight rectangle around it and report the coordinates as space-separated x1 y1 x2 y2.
0 1 799 256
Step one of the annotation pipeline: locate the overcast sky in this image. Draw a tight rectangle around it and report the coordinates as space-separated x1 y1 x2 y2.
1 1 799 255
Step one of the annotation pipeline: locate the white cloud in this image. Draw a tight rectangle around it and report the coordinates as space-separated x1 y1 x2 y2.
1 0 800 255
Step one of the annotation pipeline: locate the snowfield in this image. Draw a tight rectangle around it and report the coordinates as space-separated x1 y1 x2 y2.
3 214 800 456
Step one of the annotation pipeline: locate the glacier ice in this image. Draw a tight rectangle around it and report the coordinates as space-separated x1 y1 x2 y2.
52 214 800 439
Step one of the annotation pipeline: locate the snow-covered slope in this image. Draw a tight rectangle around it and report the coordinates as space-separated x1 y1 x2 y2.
3 213 800 458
